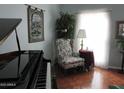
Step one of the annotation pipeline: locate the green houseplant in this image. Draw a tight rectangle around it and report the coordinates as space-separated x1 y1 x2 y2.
116 37 124 50
56 12 76 39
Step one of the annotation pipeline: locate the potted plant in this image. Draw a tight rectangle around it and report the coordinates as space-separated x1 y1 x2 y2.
116 37 124 50
56 12 76 39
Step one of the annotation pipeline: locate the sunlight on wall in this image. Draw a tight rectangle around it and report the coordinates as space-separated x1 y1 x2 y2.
74 10 110 68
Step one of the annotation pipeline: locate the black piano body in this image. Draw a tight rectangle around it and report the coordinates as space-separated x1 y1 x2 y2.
0 50 51 89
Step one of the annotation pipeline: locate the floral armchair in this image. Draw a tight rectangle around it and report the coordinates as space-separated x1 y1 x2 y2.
56 39 85 70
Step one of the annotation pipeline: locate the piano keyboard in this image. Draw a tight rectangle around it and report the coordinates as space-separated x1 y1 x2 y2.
34 61 51 89
46 62 51 89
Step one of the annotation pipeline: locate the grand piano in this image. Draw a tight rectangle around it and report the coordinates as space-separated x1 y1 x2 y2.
0 19 51 89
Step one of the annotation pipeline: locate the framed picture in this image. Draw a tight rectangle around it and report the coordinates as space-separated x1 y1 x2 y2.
27 6 44 43
116 21 124 39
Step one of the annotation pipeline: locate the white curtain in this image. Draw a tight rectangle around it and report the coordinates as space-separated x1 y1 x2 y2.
74 10 110 68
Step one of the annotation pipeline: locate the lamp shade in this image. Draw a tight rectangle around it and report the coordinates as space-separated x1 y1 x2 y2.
77 29 86 38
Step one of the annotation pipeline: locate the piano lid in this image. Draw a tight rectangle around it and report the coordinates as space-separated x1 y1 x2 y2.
0 18 22 44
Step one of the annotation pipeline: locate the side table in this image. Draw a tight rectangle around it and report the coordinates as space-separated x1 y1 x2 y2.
79 50 95 70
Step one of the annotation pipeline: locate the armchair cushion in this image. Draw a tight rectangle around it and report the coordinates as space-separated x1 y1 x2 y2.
60 56 84 69
62 56 84 64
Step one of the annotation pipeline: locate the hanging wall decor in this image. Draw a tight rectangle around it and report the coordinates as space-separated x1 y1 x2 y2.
116 21 124 39
27 6 44 43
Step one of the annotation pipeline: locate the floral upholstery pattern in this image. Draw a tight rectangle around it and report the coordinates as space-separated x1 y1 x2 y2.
56 39 72 58
56 39 85 69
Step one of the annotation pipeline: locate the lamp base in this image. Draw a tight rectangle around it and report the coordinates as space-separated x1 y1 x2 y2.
80 39 83 50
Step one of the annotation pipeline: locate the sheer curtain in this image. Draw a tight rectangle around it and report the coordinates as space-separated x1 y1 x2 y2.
74 10 110 68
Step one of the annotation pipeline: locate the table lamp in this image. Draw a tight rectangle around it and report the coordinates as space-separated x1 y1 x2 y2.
77 29 86 50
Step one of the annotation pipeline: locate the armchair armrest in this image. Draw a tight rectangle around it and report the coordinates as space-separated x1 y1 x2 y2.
72 52 80 57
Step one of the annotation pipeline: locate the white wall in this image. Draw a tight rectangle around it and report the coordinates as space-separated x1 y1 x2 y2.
0 4 60 61
60 4 124 69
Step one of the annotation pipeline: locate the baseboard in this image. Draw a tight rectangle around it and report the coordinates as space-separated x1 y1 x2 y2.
108 66 121 70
